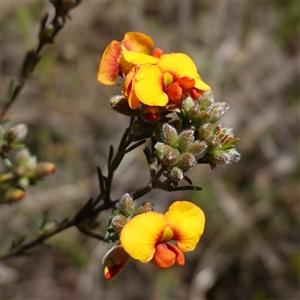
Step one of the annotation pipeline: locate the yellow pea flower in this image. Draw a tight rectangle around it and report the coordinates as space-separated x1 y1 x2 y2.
97 32 154 85
123 53 211 109
120 201 205 269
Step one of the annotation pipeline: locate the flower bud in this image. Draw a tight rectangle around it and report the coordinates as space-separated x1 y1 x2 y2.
134 201 154 215
155 142 167 161
0 173 13 183
109 95 136 116
4 188 25 203
16 149 31 165
177 153 196 172
212 150 231 164
39 221 57 236
6 124 28 145
18 177 30 188
226 149 241 163
161 124 178 147
188 141 207 160
205 135 220 150
35 163 56 178
118 193 135 218
198 110 212 123
157 145 180 168
111 215 128 233
102 245 129 280
210 102 229 124
182 97 195 111
169 167 184 181
140 105 159 123
212 148 241 164
188 103 201 120
198 123 213 140
198 90 215 106
177 130 194 152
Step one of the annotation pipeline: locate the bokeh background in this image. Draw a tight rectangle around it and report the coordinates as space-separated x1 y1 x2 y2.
1 1 299 299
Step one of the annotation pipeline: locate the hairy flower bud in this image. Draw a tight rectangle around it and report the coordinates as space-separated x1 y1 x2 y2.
198 90 215 107
155 143 180 167
6 123 28 145
118 193 135 217
182 97 195 111
198 110 212 124
211 149 241 164
198 123 213 140
161 124 178 147
169 167 184 182
163 147 180 167
135 201 154 215
188 141 207 160
109 95 136 116
177 153 197 172
210 102 229 124
205 135 220 150
111 215 128 233
177 130 194 152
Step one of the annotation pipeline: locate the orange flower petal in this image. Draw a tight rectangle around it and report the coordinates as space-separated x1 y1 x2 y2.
123 66 140 109
165 242 185 266
152 243 176 269
177 76 195 90
97 41 121 85
122 32 154 54
165 82 183 102
153 47 164 58
134 64 169 107
120 212 166 262
165 201 205 252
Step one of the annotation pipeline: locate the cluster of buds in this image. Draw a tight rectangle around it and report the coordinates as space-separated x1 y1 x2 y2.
0 124 56 204
181 90 229 127
109 193 153 236
155 124 207 181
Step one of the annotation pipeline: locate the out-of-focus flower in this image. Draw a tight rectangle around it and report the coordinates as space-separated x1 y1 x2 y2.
120 201 205 269
4 188 25 203
97 32 154 85
123 53 210 109
102 245 129 280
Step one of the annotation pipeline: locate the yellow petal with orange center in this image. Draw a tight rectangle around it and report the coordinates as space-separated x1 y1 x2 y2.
134 64 169 107
97 40 121 85
165 201 205 252
120 212 166 262
157 53 198 80
122 32 154 54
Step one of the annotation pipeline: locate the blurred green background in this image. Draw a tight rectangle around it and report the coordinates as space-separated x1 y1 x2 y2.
1 1 299 299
